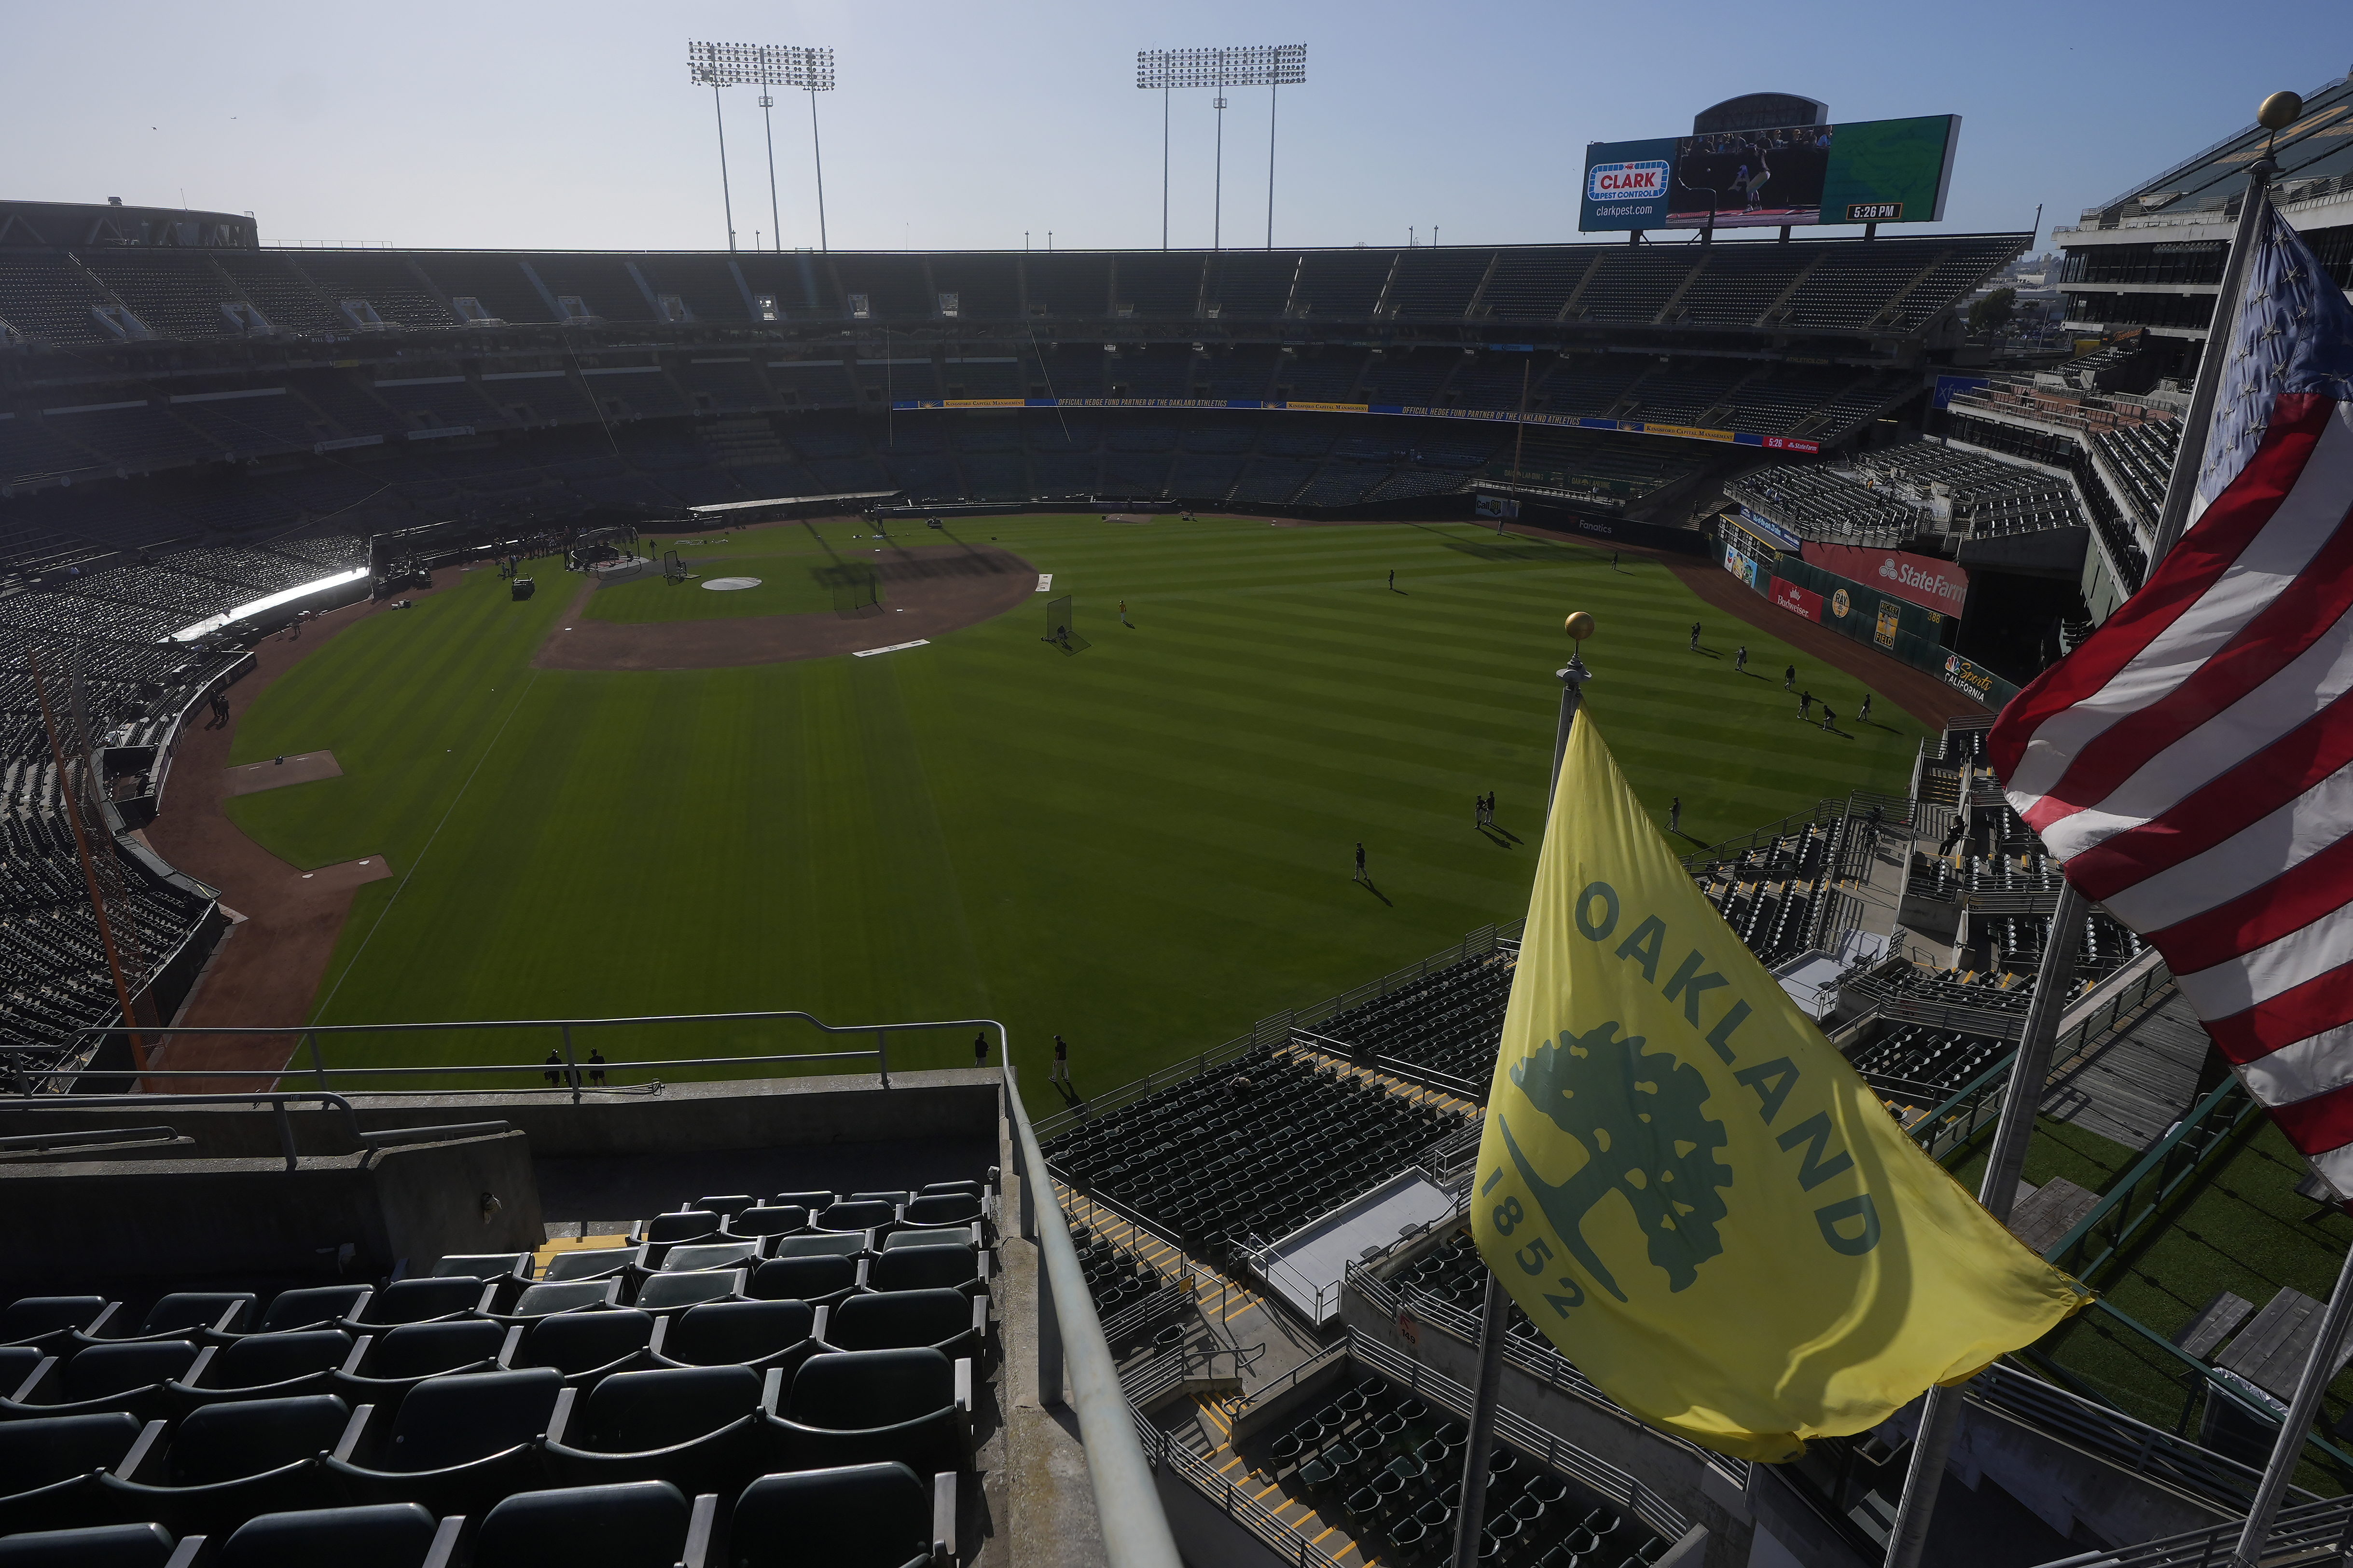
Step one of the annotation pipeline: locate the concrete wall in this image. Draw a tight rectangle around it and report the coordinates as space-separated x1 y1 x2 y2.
0 1070 1002 1164
0 1131 541 1286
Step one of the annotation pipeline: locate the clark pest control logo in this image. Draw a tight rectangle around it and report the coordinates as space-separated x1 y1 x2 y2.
1493 1019 1733 1305
1588 160 1669 201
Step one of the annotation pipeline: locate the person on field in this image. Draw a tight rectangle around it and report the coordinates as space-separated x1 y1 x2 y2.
1734 646 1747 673
1799 689 1813 718
1052 1034 1071 1087
1120 600 1132 628
1858 693 1872 724
1821 703 1836 732
1689 621 1702 652
1355 842 1368 884
543 1050 564 1088
1669 797 1681 833
588 1050 607 1087
1388 569 1396 591
974 1033 987 1069
1785 663 1797 689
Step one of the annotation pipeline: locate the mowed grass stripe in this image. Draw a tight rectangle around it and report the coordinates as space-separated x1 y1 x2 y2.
227 516 1934 1089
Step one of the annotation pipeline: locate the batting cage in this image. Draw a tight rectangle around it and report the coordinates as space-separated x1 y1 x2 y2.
817 561 882 616
1045 594 1073 646
663 550 685 583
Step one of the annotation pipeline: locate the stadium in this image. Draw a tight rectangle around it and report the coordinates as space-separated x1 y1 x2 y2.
4 44 2353 1568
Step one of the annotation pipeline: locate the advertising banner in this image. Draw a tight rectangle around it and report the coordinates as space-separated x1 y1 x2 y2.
1932 374 1991 411
1476 495 1523 520
1942 651 2006 706
1800 542 1968 618
1771 578 1823 621
1579 115 1959 233
1723 542 1763 591
1581 138 1679 232
1735 505 1805 553
1875 600 1902 650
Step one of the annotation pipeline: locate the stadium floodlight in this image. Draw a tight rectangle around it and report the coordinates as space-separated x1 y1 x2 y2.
1138 44 1305 250
690 42 835 252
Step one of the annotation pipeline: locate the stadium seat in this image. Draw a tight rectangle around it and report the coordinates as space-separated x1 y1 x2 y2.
879 1226 980 1253
214 1503 453 1568
658 1241 762 1276
428 1255 531 1311
166 1331 353 1410
724 1207 808 1241
321 1366 561 1513
0 1338 202 1422
649 1301 817 1378
770 1192 833 1211
0 1412 148 1534
821 1292 985 1362
0 1349 41 1398
747 1256 863 1309
474 1481 713 1568
332 1320 515 1400
692 1196 759 1221
867 1246 984 1297
192 1287 369 1343
633 1272 746 1314
631 1213 723 1267
847 1192 911 1207
0 1299 119 1354
760 1349 970 1474
726 1461 951 1568
543 1365 761 1490
0 1523 192 1568
99 1392 360 1532
486 1279 623 1326
771 1234 867 1262
343 1280 493 1332
814 1201 898 1236
512 1309 655 1388
920 1180 987 1198
541 1245 644 1284
899 1194 981 1229
82 1294 253 1347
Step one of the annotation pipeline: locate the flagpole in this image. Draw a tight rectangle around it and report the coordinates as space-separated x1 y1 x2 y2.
1882 110 2292 1568
1453 613 1596 1568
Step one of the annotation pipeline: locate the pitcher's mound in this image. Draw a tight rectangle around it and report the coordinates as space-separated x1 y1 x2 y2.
703 577 762 591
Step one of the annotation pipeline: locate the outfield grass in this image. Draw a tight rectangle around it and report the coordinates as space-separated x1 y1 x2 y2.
223 514 1932 1092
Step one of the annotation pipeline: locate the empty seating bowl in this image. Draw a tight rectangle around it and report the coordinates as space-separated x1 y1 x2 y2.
215 1502 445 1568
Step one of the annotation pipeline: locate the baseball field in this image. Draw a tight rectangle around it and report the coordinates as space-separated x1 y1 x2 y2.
216 513 1934 1093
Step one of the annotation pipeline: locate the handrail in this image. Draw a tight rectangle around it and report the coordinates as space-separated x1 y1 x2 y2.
1003 1064 1182 1568
0 1089 506 1172
2067 1301 2353 1477
2044 1077 2255 1281
2027 1494 2353 1568
38 1010 1014 1101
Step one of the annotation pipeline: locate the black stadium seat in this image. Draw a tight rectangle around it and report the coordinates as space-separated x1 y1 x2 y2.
234 1287 374 1340
761 1349 969 1474
771 1234 865 1262
867 1246 983 1298
1 1300 119 1354
83 1294 252 1348
748 1257 862 1309
474 1481 712 1568
770 1192 832 1211
633 1272 745 1314
726 1207 809 1240
659 1242 763 1277
167 1332 353 1410
0 1412 148 1534
900 1193 982 1229
824 1292 986 1362
100 1392 359 1532
0 1522 189 1568
814 1201 897 1236
491 1280 622 1325
332 1320 513 1401
727 1462 949 1568
512 1309 655 1387
321 1367 561 1513
0 1348 42 1396
650 1301 817 1378
344 1280 492 1332
215 1503 452 1568
543 1366 761 1491
541 1246 644 1284
0 1339 202 1422
693 1196 759 1221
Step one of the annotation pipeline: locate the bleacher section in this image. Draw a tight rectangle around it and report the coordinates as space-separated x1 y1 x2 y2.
0 1176 992 1565
1726 437 2084 548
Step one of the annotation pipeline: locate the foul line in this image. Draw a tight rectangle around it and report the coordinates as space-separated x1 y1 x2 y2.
313 670 544 1018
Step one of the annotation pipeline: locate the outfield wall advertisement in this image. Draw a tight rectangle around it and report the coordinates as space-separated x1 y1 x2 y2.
1580 114 1960 232
1800 541 1967 616
891 398 1821 454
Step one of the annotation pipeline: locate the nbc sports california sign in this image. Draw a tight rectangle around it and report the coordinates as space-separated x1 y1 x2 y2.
1801 542 1967 618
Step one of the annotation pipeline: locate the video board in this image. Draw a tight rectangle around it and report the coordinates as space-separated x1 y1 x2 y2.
1581 114 1959 232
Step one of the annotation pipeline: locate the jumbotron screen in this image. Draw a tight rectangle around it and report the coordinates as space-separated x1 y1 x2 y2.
1580 114 1960 232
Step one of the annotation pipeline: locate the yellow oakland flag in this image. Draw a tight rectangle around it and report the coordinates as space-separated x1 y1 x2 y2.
1472 711 2085 1461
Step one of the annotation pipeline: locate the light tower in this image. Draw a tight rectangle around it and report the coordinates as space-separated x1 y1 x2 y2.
688 41 835 253
686 41 744 250
1136 44 1305 250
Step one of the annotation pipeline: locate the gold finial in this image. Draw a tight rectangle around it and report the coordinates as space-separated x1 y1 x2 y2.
1564 611 1595 642
2258 91 2303 131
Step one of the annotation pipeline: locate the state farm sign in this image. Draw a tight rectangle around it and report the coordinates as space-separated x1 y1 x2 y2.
1801 542 1968 618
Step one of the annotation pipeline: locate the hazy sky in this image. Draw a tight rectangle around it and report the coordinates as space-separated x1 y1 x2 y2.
7 0 2347 255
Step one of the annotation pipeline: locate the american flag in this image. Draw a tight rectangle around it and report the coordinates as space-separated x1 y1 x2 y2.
1989 203 2353 1190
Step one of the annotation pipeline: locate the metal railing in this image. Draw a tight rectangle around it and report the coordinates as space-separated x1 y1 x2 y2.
33 1009 1014 1100
2029 1494 2353 1568
0 1089 506 1171
1003 1064 1184 1568
2044 1078 2256 1283
1128 1409 1353 1568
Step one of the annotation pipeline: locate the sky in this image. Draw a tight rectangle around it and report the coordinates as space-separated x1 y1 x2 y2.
6 0 2348 256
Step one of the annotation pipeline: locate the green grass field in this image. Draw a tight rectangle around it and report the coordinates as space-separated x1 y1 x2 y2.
223 514 1931 1091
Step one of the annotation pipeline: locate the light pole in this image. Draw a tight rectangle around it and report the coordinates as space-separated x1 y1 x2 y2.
1136 45 1305 251
688 42 833 253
